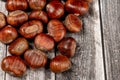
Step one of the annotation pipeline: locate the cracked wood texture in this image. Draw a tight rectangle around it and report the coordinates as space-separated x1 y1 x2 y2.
1 0 119 80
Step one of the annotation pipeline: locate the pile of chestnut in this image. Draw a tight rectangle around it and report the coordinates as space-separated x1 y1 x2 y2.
0 0 92 77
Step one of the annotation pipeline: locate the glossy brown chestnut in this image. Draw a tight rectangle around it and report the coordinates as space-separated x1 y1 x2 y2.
19 20 43 39
34 33 55 51
6 0 28 11
46 1 64 19
57 37 76 58
65 0 89 16
0 25 18 44
9 38 29 56
50 55 71 73
7 10 28 27
29 0 46 10
65 14 82 32
0 12 6 29
1 56 27 77
29 10 48 23
47 19 66 42
24 49 47 69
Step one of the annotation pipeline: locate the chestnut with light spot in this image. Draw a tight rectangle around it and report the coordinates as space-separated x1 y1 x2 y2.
65 14 82 33
7 10 28 27
34 33 55 51
29 10 48 23
50 55 71 73
1 56 27 77
57 37 76 58
0 12 6 29
46 1 64 19
47 19 66 42
24 49 47 69
9 38 29 56
0 25 18 44
6 0 28 11
19 20 43 39
29 0 46 10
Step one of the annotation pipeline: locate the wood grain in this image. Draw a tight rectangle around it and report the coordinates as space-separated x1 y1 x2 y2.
100 0 120 80
56 0 105 80
0 1 8 80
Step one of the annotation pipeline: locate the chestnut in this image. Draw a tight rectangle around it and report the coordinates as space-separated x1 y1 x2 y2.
7 10 28 27
0 25 18 44
83 0 93 3
1 56 27 77
57 37 76 58
64 14 82 32
24 49 47 69
29 10 48 23
34 33 55 51
50 55 71 73
9 37 29 56
0 12 6 29
6 0 28 11
46 1 64 19
29 0 46 10
19 20 43 39
65 0 89 16
47 19 66 42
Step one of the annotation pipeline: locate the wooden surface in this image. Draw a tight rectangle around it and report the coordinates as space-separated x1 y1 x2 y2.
0 0 119 80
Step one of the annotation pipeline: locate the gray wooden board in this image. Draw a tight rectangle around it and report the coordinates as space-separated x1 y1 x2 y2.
56 0 105 80
100 0 120 80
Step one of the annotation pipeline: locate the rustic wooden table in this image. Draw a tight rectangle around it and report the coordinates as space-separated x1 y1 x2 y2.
0 0 119 80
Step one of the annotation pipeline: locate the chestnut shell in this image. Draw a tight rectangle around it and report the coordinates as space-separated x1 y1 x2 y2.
46 1 64 19
0 25 18 44
19 20 43 39
65 14 82 32
65 0 89 16
0 12 6 29
1 56 27 77
57 37 76 58
50 55 71 73
34 33 55 51
24 49 47 69
47 19 66 42
6 0 28 11
9 37 29 56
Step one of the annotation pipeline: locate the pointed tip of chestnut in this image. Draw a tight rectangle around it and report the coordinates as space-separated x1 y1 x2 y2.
50 55 71 73
57 37 76 58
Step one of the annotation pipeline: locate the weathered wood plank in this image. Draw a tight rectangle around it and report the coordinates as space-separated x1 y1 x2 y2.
0 1 8 80
100 0 120 80
56 0 105 80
